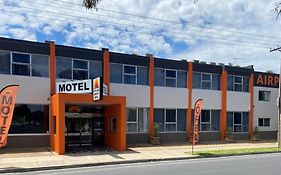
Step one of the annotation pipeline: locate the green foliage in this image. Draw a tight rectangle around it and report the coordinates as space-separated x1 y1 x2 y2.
83 0 101 10
154 123 160 137
266 70 274 74
191 147 279 156
254 126 259 135
225 127 233 136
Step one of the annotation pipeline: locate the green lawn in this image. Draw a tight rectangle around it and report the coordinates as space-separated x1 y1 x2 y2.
190 147 280 156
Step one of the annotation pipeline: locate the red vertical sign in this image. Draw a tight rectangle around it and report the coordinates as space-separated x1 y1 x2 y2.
0 85 19 148
192 99 203 146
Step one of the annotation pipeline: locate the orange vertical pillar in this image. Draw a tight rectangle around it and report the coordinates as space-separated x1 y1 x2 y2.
120 98 127 150
220 70 227 140
249 73 254 139
103 48 110 95
49 41 56 96
149 55 155 138
56 97 65 155
187 62 193 140
48 41 56 152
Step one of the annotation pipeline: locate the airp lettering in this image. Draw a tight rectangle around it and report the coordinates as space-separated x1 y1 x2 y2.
256 74 279 87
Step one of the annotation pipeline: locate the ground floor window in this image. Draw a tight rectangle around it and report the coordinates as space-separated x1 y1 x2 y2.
154 109 186 132
199 110 220 131
10 104 49 134
227 112 249 133
126 108 149 133
258 118 270 127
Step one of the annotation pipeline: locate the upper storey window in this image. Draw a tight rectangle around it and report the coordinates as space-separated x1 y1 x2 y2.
165 70 177 87
56 57 72 79
192 72 220 90
56 57 102 80
227 75 249 92
123 65 136 84
154 68 187 88
12 53 31 76
73 59 88 80
0 51 49 77
0 50 10 74
110 63 148 85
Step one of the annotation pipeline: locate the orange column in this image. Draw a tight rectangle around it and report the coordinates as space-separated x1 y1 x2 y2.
249 73 254 138
50 94 66 155
120 98 127 150
103 48 110 95
49 42 56 96
187 62 193 140
149 55 155 137
220 70 227 140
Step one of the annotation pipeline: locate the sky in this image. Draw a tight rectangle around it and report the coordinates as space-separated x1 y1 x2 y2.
0 0 281 73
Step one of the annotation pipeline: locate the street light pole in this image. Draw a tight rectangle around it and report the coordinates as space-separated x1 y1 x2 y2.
277 59 281 151
270 47 281 150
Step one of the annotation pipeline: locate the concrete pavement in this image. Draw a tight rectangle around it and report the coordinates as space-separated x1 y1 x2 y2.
0 141 278 173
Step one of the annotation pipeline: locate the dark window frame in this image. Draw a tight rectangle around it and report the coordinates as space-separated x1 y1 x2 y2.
258 118 270 127
193 72 220 90
11 52 31 76
123 64 137 85
258 91 271 101
227 111 249 133
154 108 187 133
165 69 177 87
126 108 149 133
72 58 89 80
228 75 249 92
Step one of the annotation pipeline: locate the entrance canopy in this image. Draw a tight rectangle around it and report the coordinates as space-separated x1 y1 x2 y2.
50 93 126 155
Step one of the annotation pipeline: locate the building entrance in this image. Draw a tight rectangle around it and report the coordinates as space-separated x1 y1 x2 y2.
65 105 104 152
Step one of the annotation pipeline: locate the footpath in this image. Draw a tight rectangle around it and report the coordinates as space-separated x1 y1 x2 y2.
0 141 278 173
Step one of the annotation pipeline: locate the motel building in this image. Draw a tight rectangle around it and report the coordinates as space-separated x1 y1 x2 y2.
0 37 279 155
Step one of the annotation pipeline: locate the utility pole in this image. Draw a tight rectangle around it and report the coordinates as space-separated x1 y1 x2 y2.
270 47 281 150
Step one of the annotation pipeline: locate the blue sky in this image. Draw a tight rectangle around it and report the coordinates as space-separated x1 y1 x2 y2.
1 0 281 72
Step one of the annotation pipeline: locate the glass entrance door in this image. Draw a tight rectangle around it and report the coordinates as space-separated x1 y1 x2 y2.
65 113 93 152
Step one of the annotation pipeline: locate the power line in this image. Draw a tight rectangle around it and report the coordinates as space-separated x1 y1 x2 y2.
0 8 272 49
0 2 278 48
47 0 281 41
13 0 281 44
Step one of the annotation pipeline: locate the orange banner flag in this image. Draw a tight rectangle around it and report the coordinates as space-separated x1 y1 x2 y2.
192 99 203 146
0 85 19 148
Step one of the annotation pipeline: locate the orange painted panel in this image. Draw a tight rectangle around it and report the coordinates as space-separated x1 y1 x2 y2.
249 74 254 138
187 62 193 140
149 55 154 137
220 70 227 140
103 50 110 95
49 42 56 96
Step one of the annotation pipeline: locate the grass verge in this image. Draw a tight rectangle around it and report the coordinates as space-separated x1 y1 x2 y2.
189 147 279 156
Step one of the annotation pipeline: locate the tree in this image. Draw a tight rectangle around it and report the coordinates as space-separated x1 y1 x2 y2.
83 0 101 10
275 2 281 19
266 70 275 74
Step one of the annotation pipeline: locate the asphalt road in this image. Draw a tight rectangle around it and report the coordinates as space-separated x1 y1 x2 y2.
11 153 281 175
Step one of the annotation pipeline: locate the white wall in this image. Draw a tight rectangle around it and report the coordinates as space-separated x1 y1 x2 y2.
154 87 188 108
0 75 50 104
254 86 278 131
110 83 150 108
192 89 221 109
227 91 250 112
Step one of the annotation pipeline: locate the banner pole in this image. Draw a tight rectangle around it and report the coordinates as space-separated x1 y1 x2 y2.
191 99 203 155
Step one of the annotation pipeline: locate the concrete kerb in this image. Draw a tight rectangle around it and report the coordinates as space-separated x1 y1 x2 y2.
1 151 280 174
